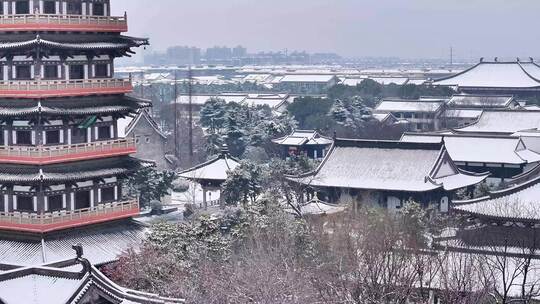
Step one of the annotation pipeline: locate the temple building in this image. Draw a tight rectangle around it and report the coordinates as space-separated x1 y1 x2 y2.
373 99 446 131
453 110 540 135
272 130 333 159
401 133 540 184
0 0 152 266
289 139 488 213
433 59 540 97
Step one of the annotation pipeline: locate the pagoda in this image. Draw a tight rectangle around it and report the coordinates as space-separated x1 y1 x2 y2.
0 1 150 237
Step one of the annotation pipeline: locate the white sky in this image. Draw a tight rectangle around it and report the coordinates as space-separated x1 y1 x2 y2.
113 0 540 59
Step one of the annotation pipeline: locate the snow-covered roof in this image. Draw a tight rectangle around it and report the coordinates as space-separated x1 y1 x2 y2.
401 133 540 165
434 61 540 89
442 109 484 119
447 94 515 108
243 94 289 109
0 259 184 304
273 130 333 146
279 74 337 83
375 100 444 113
453 176 540 222
178 148 240 181
369 77 409 85
372 113 398 123
455 110 540 134
0 220 146 267
291 139 487 192
124 109 167 139
285 199 346 216
407 79 427 85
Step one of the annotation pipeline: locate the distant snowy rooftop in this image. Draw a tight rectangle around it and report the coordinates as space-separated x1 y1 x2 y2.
273 130 333 146
279 74 336 83
179 150 240 181
456 110 540 134
447 94 515 108
434 61 540 89
375 100 444 113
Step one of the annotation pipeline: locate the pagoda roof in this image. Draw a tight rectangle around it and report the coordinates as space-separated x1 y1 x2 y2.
0 245 184 303
290 139 488 192
433 61 540 89
454 110 540 135
178 149 240 182
0 220 146 267
272 130 333 146
0 157 153 184
0 95 150 117
401 133 540 165
0 34 148 57
453 176 540 223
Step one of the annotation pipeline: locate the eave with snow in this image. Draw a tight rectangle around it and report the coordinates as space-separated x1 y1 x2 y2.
400 133 540 183
433 59 540 96
289 139 488 213
453 176 540 225
453 110 540 135
374 99 446 132
272 130 333 160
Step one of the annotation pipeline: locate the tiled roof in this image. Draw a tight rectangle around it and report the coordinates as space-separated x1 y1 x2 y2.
375 100 444 113
291 139 487 192
272 130 333 146
447 94 515 108
455 110 540 134
179 149 240 181
0 220 147 267
434 61 540 89
453 176 540 222
0 157 152 183
0 95 150 117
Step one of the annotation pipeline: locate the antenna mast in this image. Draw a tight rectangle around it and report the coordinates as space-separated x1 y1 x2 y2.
188 66 194 164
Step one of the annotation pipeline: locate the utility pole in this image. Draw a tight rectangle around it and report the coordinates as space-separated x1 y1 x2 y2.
173 70 178 158
188 66 194 164
450 46 453 68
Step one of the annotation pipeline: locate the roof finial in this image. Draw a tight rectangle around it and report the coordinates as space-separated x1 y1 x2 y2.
72 244 92 278
480 57 484 63
494 57 498 62
220 143 229 156
531 57 535 63
517 57 521 62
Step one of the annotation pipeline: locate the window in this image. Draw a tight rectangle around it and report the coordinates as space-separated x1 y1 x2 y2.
15 65 32 80
17 196 33 212
75 191 91 209
71 128 87 144
145 137 150 143
69 65 84 80
67 2 82 14
94 64 108 78
93 3 105 16
44 65 58 79
43 1 56 14
15 1 30 14
98 126 111 140
101 187 115 202
45 130 60 145
48 195 63 211
16 130 32 145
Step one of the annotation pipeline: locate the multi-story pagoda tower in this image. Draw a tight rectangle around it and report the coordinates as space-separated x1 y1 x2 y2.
0 0 150 234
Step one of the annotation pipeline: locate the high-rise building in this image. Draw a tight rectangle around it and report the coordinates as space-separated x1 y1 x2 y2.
0 0 152 266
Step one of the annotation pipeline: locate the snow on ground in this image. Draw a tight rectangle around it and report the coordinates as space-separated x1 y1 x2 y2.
171 182 221 211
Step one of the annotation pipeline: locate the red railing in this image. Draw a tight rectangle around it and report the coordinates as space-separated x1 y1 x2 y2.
0 199 139 233
0 138 136 164
0 78 133 98
0 14 128 32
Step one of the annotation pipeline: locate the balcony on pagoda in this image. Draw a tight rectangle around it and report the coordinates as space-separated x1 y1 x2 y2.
0 138 136 165
0 78 133 98
0 199 139 233
0 14 128 32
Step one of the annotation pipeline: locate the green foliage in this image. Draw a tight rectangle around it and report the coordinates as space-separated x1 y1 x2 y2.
200 100 297 157
222 161 264 206
287 96 333 128
399 84 455 99
124 167 176 208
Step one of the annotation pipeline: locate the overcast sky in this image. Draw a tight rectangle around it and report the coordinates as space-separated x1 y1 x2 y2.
113 0 539 59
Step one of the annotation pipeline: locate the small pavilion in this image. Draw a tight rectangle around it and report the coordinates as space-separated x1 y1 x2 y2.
178 145 239 209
